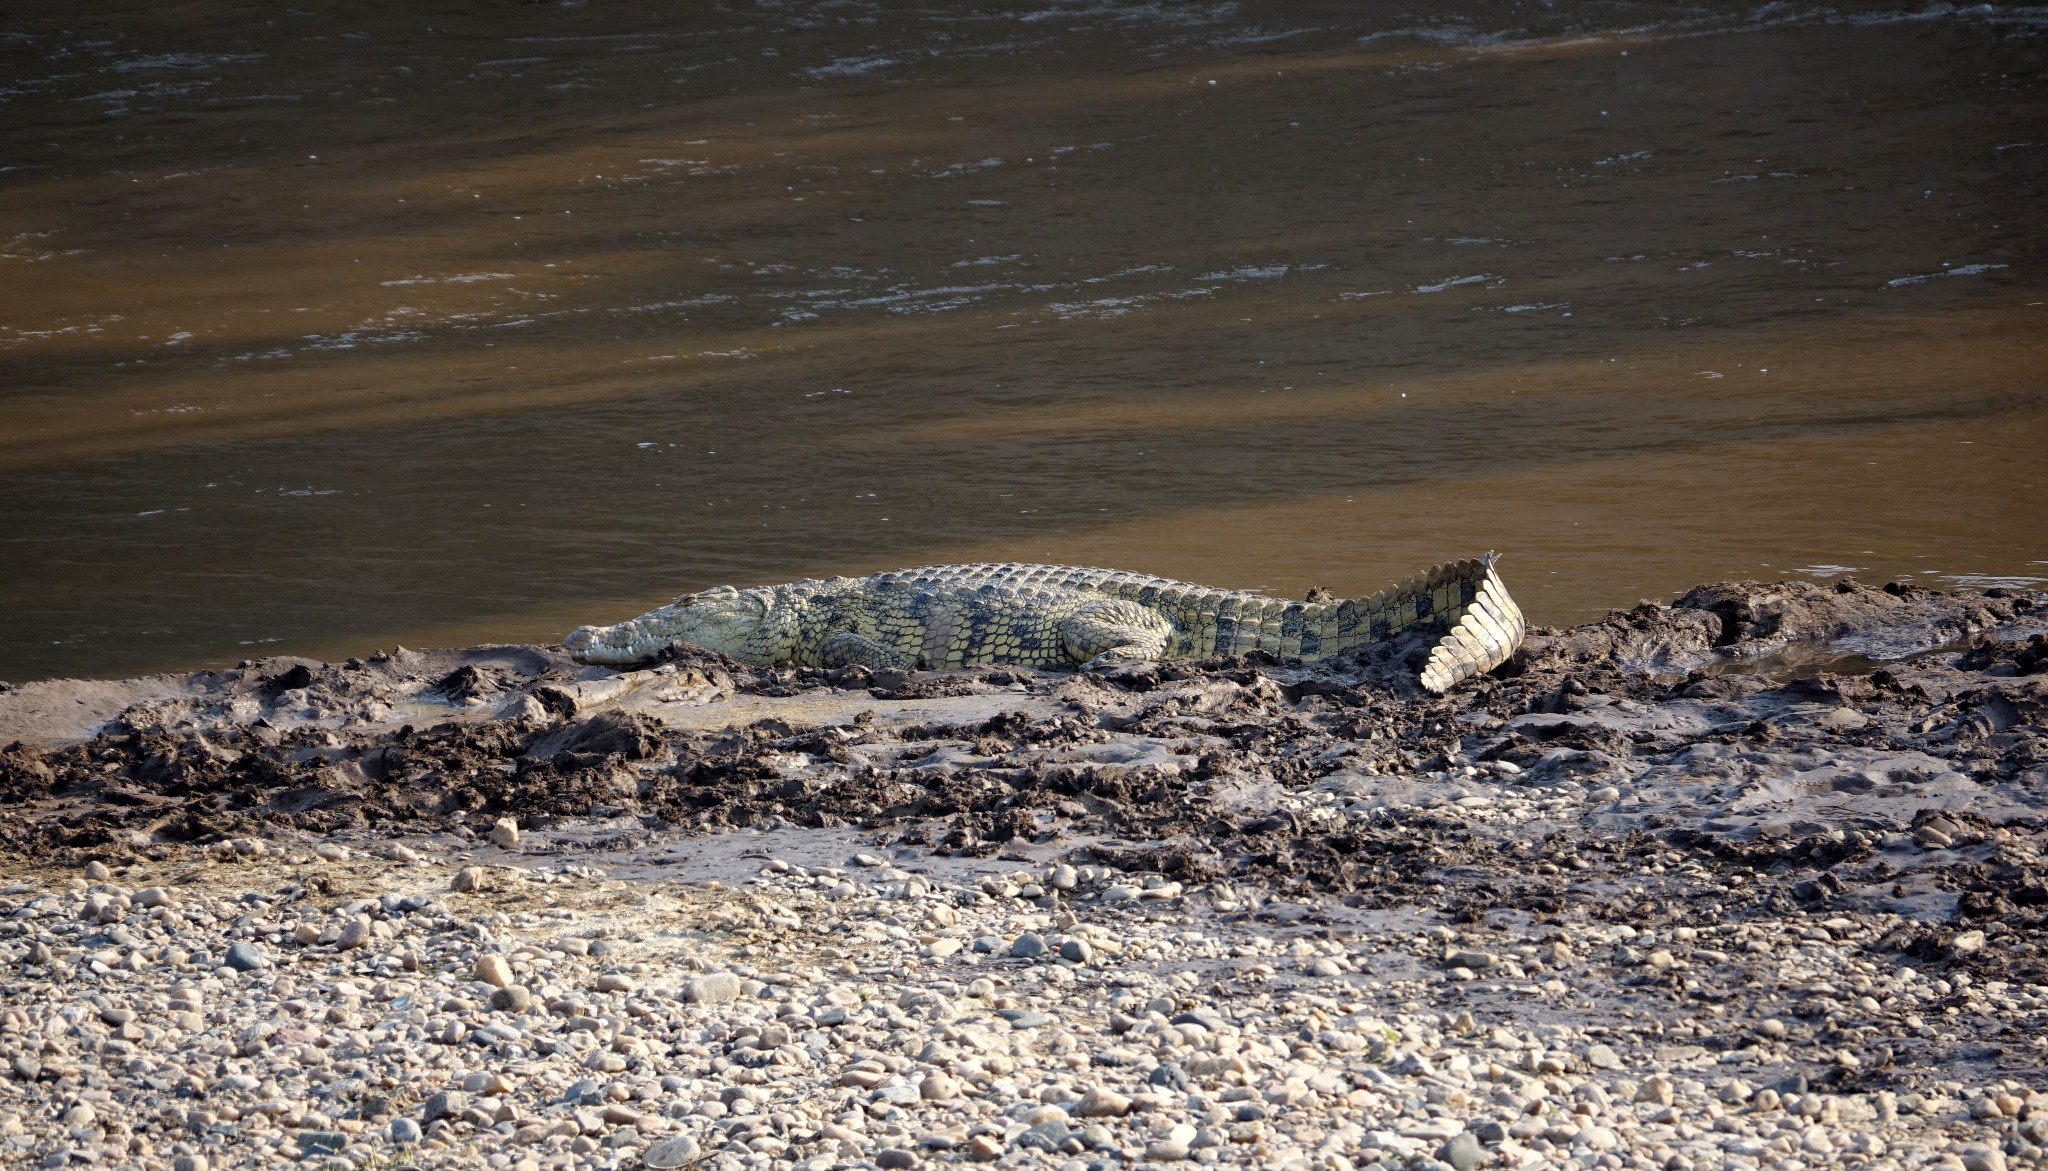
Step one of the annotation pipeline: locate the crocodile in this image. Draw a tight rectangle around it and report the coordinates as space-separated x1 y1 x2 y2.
565 555 1525 693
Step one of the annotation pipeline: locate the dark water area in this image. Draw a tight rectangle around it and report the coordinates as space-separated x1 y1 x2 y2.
1 0 2044 682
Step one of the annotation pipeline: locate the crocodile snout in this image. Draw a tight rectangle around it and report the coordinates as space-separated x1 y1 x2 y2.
563 624 599 654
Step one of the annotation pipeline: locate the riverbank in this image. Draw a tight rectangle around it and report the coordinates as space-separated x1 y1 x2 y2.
1 577 2044 1171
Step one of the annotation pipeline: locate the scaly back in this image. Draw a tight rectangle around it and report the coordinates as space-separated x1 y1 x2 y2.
877 557 1524 688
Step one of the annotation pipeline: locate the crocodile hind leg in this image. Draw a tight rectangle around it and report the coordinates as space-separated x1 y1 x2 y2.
1060 600 1172 669
818 632 913 671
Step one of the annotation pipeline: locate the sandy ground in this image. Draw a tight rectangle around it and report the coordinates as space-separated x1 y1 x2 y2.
1 577 2045 1171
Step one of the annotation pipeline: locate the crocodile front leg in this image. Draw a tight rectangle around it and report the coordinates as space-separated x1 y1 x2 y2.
1060 600 1172 669
818 632 914 671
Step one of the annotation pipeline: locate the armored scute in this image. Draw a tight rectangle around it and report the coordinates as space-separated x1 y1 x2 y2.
566 556 1525 693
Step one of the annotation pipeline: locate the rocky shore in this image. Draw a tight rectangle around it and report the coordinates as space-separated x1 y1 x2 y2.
1 577 2044 1171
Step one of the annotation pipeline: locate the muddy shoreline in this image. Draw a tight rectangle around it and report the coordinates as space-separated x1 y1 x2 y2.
2 577 2046 1170
4 576 2044 936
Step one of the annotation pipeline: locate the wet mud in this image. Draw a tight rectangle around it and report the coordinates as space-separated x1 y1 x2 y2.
3 579 2044 967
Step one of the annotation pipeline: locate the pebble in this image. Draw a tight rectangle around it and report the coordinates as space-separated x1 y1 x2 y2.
683 972 742 1004
490 985 533 1012
423 1089 469 1121
297 1130 348 1156
920 1073 961 1101
1075 1087 1130 1118
1962 1146 2008 1171
1440 1131 1484 1171
336 913 374 950
491 817 521 848
642 1135 701 1168
223 941 267 971
476 953 514 987
1 783 2032 1171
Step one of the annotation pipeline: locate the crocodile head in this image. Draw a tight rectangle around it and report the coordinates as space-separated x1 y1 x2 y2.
565 585 779 666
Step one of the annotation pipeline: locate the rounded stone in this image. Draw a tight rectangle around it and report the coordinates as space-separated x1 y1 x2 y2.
1440 1131 1484 1171
336 915 374 950
223 941 268 971
1576 1126 1618 1152
877 1149 918 1169
642 1135 701 1169
476 954 514 988
490 985 533 1012
920 1073 960 1101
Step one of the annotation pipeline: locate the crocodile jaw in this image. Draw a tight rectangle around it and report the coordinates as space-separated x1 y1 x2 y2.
565 586 774 666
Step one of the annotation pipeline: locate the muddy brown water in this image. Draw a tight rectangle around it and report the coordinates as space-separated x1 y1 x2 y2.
1 1 2044 682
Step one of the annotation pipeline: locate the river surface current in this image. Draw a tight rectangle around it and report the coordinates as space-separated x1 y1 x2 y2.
2 0 2044 681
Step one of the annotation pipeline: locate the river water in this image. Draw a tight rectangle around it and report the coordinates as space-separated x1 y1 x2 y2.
2 0 2044 681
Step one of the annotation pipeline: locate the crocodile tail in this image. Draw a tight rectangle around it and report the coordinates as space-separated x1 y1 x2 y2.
1416 553 1527 693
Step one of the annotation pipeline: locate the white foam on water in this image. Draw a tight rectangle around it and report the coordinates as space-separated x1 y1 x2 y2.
806 56 898 79
1885 262 2010 287
109 53 263 74
615 294 736 315
1197 264 1291 280
1081 264 1172 284
1208 26 1320 47
380 273 515 287
1012 2 1238 28
1412 274 1500 293
1794 564 1864 577
1051 297 1131 317
1943 573 2048 590
1357 25 1508 48
1338 3 2048 71
299 330 428 350
929 157 1004 179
